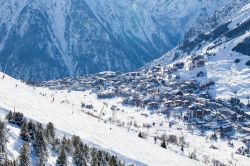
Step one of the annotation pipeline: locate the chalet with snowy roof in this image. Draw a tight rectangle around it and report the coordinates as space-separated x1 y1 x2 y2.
173 62 185 69
179 82 198 92
187 103 212 120
189 109 205 119
168 66 179 74
129 72 140 77
199 79 215 90
152 65 163 73
183 93 197 101
97 71 117 78
173 100 183 107
168 82 179 88
199 91 210 99
97 89 116 99
195 59 205 68
195 98 208 105
79 81 92 90
118 87 132 97
182 100 191 107
123 95 144 107
173 94 183 101
216 115 228 125
187 55 206 69
147 102 160 110
163 100 174 107
220 124 234 133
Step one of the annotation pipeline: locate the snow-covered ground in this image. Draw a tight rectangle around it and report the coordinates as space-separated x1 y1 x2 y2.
0 112 58 166
0 72 204 166
1 72 250 165
147 2 250 105
165 31 250 104
203 33 250 104
176 31 250 104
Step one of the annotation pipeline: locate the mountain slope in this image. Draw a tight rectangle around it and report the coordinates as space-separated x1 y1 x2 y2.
0 0 248 80
148 3 250 103
0 72 204 166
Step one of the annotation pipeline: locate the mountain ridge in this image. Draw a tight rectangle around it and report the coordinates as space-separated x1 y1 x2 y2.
0 0 248 80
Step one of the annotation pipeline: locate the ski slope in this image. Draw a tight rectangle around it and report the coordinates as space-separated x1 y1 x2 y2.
0 72 203 166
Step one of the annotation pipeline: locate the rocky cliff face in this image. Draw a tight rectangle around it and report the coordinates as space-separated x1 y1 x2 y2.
0 0 248 80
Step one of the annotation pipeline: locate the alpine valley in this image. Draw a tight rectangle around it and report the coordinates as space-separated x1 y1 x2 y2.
0 0 248 80
0 1 250 166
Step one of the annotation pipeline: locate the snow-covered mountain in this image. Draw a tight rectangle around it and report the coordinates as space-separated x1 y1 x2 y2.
148 2 250 103
0 0 248 80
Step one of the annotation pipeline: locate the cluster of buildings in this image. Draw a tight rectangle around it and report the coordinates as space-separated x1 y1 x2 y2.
35 54 250 149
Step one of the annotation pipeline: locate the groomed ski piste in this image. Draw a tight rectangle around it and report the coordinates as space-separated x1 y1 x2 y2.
0 72 205 166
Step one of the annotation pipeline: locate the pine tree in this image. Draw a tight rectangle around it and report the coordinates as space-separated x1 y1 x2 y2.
52 138 61 152
81 144 89 161
72 135 87 166
5 111 13 123
2 157 8 166
45 122 55 143
118 161 125 166
161 139 166 149
108 156 118 166
20 120 30 141
34 129 47 153
28 120 36 140
96 150 106 166
91 156 98 166
13 112 24 126
103 152 110 163
13 160 17 166
66 139 72 154
18 143 30 166
0 120 8 153
73 146 87 166
37 147 47 166
71 135 81 148
11 160 17 166
91 150 105 166
34 129 47 165
90 148 97 164
61 136 71 154
5 159 17 166
36 122 43 131
57 147 67 166
1 154 9 166
138 132 143 138
181 144 184 152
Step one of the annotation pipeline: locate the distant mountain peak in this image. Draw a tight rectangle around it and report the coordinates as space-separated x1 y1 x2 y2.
0 0 248 80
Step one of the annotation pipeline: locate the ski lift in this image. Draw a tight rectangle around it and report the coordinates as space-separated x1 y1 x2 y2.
98 102 108 123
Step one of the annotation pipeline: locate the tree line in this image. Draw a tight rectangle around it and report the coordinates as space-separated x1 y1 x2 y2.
0 111 127 166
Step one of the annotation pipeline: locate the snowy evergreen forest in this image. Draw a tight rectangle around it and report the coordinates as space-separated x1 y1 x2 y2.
0 111 125 166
